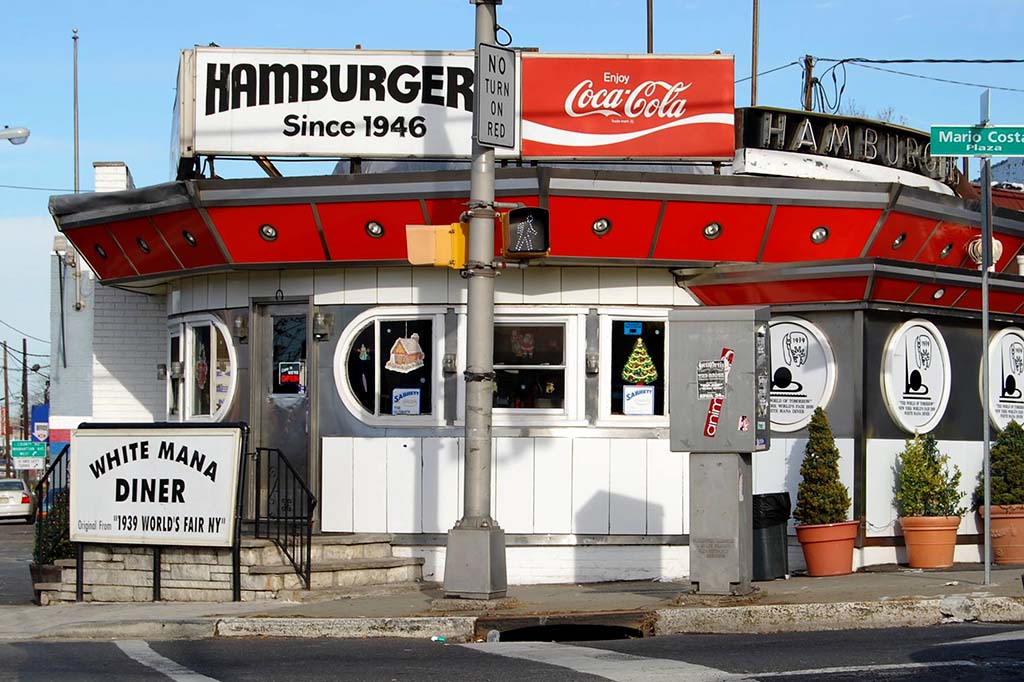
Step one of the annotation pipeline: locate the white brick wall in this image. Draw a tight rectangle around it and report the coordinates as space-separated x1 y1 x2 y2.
91 285 167 421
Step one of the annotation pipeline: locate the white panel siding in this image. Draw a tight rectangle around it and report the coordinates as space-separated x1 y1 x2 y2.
494 268 524 304
191 275 209 311
207 274 227 310
412 268 448 304
533 438 573 534
572 438 610 534
225 273 249 308
523 267 561 303
447 269 469 305
377 267 413 304
179 277 194 313
320 437 353 532
280 270 314 297
421 437 460 533
598 267 638 305
345 268 379 303
313 270 345 305
636 268 675 305
609 438 647 534
673 284 700 306
560 267 600 304
352 437 388 533
386 438 422 533
646 439 684 535
865 439 902 537
495 437 535 533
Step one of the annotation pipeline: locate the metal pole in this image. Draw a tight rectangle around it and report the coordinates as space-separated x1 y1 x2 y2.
750 0 759 106
3 343 10 478
647 0 654 54
979 89 992 586
21 339 28 441
803 54 814 111
981 156 993 586
442 0 506 600
73 28 80 194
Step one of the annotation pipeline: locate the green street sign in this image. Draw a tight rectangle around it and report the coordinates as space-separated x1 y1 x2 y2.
11 440 45 458
931 125 1024 157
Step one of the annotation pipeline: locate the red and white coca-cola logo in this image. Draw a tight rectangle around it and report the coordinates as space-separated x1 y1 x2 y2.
565 78 692 121
521 55 734 158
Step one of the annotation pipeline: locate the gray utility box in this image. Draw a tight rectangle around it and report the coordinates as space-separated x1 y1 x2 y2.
669 307 771 454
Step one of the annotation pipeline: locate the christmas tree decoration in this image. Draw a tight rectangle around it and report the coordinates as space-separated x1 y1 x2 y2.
386 333 425 373
621 337 658 385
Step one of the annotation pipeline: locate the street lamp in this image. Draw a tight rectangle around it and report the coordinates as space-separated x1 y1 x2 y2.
1 126 30 145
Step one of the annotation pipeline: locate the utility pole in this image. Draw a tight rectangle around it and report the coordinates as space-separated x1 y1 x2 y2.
442 0 507 600
803 54 814 111
21 339 28 441
750 0 759 105
3 343 10 478
73 27 80 194
979 89 993 587
647 0 654 53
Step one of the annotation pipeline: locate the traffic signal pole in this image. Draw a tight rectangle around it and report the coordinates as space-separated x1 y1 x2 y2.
442 0 507 600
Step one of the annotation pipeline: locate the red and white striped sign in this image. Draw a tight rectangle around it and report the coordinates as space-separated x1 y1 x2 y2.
703 348 735 437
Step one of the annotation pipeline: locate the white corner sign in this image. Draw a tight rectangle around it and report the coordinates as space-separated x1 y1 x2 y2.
881 319 951 434
475 43 516 149
769 317 837 432
984 327 1024 430
69 427 243 547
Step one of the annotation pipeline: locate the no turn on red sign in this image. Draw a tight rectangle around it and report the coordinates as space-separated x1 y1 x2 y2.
475 43 516 149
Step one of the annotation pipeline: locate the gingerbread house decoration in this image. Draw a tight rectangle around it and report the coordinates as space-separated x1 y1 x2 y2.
385 333 425 373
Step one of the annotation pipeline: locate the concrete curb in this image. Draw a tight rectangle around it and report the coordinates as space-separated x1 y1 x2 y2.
215 616 477 641
37 619 217 641
655 596 1024 635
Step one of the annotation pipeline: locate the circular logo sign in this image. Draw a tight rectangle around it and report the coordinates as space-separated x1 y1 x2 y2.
881 319 951 434
984 327 1024 430
769 317 837 432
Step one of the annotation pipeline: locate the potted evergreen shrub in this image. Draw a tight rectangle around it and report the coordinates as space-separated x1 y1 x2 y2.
894 433 966 568
793 408 858 576
975 420 1024 565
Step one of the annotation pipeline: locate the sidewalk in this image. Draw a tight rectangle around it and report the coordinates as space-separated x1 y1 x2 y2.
2 564 1022 642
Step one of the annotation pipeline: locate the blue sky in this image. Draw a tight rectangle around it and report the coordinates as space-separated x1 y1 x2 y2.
2 0 1023 356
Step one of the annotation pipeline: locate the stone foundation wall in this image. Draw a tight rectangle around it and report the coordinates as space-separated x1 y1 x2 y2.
38 543 290 605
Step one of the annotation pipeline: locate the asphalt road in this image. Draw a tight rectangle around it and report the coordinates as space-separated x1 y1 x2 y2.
0 520 36 605
0 624 1022 681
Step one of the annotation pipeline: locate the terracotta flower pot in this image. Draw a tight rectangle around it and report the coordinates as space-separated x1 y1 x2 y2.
795 519 859 576
900 516 961 568
989 504 1024 565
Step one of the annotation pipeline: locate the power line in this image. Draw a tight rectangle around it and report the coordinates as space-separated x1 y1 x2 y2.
821 57 1024 65
735 60 800 84
0 183 75 192
0 345 49 359
848 62 1024 94
0 320 49 344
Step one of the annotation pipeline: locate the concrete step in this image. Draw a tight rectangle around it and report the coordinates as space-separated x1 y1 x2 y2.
249 557 424 592
276 580 425 603
241 534 395 565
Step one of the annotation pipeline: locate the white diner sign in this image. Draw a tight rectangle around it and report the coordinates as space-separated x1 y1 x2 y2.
186 48 519 158
881 319 951 434
69 427 243 546
984 327 1024 430
769 317 837 432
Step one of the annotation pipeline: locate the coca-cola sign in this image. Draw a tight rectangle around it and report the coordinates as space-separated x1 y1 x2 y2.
521 54 734 159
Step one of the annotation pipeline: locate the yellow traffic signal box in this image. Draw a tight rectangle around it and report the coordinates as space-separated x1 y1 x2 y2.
405 222 469 270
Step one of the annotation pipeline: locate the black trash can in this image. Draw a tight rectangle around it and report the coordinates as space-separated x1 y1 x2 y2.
752 492 791 581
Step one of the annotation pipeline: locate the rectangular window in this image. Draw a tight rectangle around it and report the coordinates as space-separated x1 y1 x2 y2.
610 319 666 416
272 314 307 395
493 323 566 410
378 318 433 416
169 334 182 417
191 325 212 416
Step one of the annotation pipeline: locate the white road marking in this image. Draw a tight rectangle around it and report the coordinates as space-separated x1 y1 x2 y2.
748 660 978 678
115 640 220 682
935 628 1024 645
461 641 740 682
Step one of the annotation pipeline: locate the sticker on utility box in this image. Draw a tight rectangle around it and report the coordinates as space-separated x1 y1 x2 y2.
696 359 727 399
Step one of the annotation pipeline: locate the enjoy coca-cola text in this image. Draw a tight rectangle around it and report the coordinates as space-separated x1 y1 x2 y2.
565 78 692 120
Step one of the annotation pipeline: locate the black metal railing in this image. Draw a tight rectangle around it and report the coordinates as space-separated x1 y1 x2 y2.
33 444 72 566
254 448 317 589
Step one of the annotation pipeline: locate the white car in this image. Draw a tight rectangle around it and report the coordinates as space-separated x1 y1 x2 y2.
0 479 36 523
